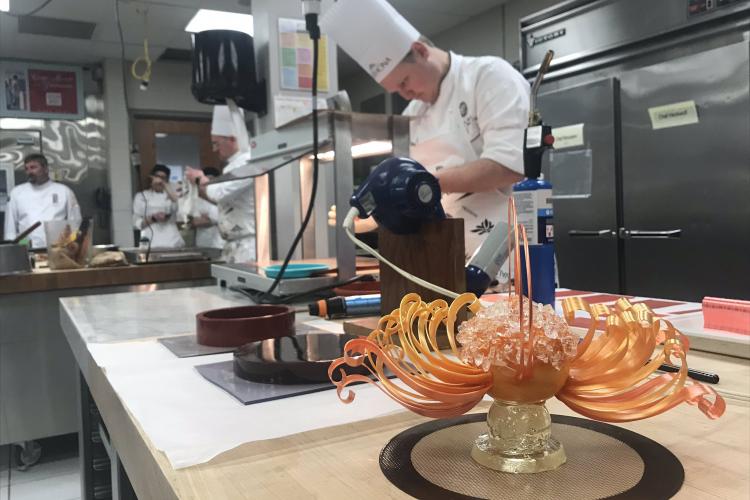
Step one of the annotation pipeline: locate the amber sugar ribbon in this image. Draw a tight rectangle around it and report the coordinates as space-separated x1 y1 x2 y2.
557 297 725 422
328 293 493 418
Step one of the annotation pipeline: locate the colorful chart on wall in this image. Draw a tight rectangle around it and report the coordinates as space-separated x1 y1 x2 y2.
278 18 329 92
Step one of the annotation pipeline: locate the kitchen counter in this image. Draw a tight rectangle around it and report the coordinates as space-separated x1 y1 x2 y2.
0 261 215 450
60 286 750 500
0 260 212 295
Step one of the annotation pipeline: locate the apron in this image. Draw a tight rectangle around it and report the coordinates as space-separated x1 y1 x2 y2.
410 121 511 263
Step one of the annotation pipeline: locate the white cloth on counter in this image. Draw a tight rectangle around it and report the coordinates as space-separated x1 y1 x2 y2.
87 331 405 469
194 198 224 249
132 189 185 249
406 52 529 259
3 180 81 248
206 150 255 262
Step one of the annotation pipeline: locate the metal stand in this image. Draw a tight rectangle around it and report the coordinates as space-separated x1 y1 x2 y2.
212 109 410 296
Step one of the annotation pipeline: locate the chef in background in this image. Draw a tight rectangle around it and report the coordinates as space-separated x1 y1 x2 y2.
190 167 224 250
132 164 185 248
321 0 529 260
4 153 81 248
186 105 255 263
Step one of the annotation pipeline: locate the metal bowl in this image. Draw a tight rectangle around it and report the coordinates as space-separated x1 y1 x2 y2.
0 244 31 275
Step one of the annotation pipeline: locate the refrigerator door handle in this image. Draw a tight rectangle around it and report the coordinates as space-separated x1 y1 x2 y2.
619 228 682 239
568 229 617 238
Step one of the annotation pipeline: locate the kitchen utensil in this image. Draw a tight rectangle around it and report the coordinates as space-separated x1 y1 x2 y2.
11 221 41 244
0 243 31 275
263 263 330 279
196 304 295 347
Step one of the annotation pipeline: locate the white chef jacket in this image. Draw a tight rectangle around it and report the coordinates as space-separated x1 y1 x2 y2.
206 150 256 263
194 197 224 249
4 180 82 248
404 52 530 260
132 189 185 249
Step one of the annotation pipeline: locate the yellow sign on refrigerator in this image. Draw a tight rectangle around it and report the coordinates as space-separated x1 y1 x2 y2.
648 100 699 130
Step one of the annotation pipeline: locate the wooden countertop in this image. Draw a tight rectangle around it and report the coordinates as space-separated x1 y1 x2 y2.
60 287 750 500
82 348 750 500
0 261 213 295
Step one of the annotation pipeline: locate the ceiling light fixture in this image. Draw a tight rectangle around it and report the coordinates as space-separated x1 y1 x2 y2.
311 140 394 162
184 9 254 36
0 0 9 13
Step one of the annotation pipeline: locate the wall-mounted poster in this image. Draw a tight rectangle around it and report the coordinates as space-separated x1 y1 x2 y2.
0 61 84 120
278 18 330 92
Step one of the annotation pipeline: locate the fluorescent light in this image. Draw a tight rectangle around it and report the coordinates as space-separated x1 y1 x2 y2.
185 9 254 36
352 141 394 158
0 118 45 128
0 0 9 13
312 141 393 162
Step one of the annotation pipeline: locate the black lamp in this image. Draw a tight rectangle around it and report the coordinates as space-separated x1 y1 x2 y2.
191 29 267 115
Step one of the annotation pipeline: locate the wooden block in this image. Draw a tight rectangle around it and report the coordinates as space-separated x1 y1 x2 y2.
378 218 466 315
343 317 380 337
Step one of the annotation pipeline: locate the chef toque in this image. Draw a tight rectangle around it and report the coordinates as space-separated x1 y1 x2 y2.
320 0 419 82
211 105 244 137
211 103 251 153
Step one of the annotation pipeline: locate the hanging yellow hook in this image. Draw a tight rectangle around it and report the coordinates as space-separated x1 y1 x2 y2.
131 6 151 89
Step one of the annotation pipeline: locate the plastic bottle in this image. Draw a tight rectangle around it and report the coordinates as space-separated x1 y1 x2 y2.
512 175 555 305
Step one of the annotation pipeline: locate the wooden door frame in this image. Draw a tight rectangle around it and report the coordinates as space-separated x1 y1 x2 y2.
133 118 218 188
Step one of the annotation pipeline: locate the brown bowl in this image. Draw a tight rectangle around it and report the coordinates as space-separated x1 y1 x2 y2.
196 305 295 347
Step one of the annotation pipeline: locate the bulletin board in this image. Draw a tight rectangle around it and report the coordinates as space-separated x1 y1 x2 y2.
278 18 330 92
0 60 85 120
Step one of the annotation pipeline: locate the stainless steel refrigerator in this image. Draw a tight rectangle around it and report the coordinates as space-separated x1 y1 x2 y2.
522 0 750 301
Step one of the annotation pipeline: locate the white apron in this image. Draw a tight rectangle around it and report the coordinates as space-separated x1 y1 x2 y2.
410 125 511 262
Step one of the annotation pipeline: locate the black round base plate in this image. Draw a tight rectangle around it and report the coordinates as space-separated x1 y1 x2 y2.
379 413 684 500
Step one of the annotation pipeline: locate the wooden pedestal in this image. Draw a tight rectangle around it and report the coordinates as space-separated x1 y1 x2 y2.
378 218 466 315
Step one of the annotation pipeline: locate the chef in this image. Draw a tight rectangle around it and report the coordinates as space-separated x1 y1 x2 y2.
186 105 255 263
321 0 530 260
132 164 185 248
4 153 81 248
190 167 224 250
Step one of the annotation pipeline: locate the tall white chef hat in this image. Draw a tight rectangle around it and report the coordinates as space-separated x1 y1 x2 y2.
211 103 250 152
321 0 420 83
211 105 245 137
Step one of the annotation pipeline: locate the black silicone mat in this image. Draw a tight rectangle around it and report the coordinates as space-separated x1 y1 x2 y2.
158 323 325 358
195 360 334 405
379 413 684 500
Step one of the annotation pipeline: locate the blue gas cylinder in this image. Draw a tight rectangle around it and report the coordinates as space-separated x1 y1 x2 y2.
512 177 555 305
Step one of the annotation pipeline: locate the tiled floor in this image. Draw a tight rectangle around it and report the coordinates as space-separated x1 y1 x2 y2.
0 435 81 500
0 457 80 500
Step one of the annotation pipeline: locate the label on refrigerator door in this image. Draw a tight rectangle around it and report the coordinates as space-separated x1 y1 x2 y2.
551 123 584 149
648 100 699 130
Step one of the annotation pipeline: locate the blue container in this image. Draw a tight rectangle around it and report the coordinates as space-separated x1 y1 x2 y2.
519 243 556 305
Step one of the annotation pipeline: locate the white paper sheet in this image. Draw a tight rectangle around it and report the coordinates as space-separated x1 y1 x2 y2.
89 340 403 469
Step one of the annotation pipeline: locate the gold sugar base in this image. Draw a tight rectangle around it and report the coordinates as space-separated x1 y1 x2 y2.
470 399 567 473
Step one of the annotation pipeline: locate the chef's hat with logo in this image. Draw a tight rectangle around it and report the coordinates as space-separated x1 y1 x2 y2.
321 0 420 83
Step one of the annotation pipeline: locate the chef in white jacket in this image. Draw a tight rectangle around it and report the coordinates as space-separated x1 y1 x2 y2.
132 164 185 248
190 167 224 249
4 153 81 248
321 0 530 260
186 105 255 263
